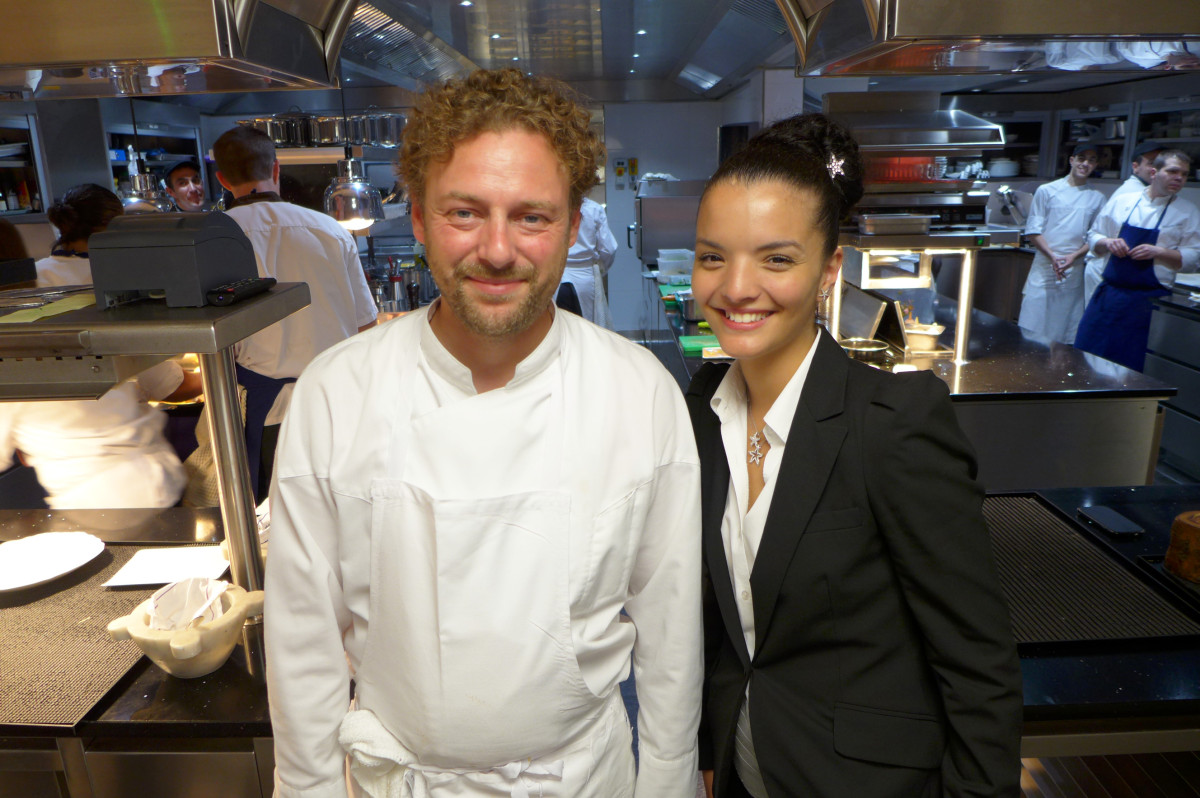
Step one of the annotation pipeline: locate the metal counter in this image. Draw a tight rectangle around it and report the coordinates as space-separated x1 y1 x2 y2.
657 294 1174 490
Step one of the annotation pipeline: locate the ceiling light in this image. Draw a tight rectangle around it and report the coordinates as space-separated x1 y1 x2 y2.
324 158 385 232
637 29 647 35
633 53 640 58
512 56 519 61
459 1 472 6
323 87 385 232
491 34 500 39
629 69 635 74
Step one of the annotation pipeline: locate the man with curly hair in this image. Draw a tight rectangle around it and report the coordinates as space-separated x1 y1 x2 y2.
264 68 703 798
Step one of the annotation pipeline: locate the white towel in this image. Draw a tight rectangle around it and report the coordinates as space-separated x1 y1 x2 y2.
338 709 565 798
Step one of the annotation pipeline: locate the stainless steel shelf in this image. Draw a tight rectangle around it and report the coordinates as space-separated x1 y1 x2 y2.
0 283 310 399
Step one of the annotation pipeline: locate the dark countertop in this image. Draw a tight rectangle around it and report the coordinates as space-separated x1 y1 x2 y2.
1022 485 1200 725
81 646 271 738
7 489 1200 742
663 293 1175 401
1158 290 1200 318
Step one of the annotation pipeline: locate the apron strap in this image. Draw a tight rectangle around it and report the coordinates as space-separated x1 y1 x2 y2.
235 364 296 502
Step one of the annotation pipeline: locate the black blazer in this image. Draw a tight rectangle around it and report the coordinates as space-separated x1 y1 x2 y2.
687 330 1022 798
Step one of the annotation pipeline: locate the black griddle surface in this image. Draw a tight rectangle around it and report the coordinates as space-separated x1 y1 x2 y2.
983 495 1200 645
0 544 149 729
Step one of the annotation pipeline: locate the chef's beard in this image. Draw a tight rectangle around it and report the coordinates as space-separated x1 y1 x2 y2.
439 261 563 338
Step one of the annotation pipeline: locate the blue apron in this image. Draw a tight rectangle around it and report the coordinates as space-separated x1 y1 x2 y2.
235 364 295 502
1074 197 1173 371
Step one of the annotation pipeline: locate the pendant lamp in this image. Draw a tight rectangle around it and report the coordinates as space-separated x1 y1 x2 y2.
122 99 174 214
323 82 385 231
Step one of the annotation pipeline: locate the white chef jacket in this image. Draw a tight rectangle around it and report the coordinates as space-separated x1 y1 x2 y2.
1018 177 1106 343
560 198 618 328
225 200 377 425
0 360 186 509
34 253 91 286
709 336 818 798
1087 188 1200 289
265 304 702 798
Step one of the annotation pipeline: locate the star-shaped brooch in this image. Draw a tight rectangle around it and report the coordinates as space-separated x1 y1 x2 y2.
827 154 845 179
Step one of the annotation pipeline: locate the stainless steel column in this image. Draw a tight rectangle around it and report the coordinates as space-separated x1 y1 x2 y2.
198 346 265 678
954 249 977 364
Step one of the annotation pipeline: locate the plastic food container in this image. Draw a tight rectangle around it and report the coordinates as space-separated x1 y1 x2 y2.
904 323 945 351
857 214 937 235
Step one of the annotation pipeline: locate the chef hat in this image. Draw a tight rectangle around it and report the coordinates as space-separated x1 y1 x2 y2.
165 158 201 181
1131 141 1164 160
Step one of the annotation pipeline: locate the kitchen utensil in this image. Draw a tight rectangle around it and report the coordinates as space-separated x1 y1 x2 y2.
840 337 889 365
857 214 937 235
107 584 264 678
674 289 704 321
0 531 104 592
315 116 346 144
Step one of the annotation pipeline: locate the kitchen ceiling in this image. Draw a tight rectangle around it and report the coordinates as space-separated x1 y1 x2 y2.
338 0 797 100
336 0 1196 104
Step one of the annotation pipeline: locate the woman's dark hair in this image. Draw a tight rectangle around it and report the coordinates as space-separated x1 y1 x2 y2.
0 218 29 261
704 113 864 258
47 183 123 248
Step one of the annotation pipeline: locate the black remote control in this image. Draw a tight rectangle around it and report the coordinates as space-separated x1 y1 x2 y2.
207 277 276 306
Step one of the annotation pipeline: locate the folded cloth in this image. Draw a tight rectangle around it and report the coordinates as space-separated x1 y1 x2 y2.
339 708 565 798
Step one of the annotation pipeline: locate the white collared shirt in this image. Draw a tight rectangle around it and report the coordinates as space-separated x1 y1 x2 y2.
709 333 821 655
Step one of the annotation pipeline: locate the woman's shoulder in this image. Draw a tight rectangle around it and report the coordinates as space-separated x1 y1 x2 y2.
846 361 951 413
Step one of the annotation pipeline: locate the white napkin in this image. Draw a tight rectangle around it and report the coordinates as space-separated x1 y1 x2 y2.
148 577 229 631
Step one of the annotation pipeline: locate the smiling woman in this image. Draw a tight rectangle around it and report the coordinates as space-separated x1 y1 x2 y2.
685 113 1022 798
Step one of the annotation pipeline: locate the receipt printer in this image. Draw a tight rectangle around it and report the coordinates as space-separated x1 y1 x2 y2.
90 212 258 308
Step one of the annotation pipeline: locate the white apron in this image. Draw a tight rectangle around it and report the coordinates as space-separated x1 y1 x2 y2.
343 335 634 798
560 265 612 329
1017 249 1086 344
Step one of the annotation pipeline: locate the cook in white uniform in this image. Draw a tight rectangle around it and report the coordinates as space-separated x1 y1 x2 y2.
212 125 378 498
265 68 702 798
1017 144 1106 343
1083 141 1164 304
559 197 617 328
0 184 195 509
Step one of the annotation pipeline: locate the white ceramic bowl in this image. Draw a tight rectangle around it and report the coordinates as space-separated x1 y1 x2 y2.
108 585 264 679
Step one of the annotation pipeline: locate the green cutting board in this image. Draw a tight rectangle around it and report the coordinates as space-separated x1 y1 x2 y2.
679 334 719 355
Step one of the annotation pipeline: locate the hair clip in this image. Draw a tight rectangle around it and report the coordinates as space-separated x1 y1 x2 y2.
827 154 845 180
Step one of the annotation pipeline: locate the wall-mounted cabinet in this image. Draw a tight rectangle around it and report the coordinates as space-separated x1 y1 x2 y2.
1136 100 1200 178
0 113 46 216
105 123 201 197
1055 105 1134 179
975 110 1051 180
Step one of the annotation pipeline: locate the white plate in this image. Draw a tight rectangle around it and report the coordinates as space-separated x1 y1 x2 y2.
0 531 105 592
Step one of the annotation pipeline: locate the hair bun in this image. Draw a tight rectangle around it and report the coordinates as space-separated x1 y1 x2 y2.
47 201 78 231
758 114 863 215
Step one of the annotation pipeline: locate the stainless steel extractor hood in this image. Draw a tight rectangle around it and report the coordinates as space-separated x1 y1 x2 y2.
776 0 1200 75
0 0 358 100
822 92 1003 156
